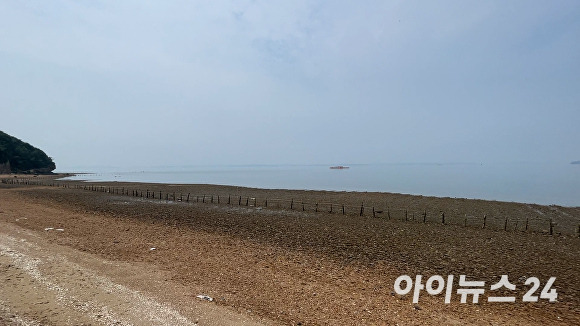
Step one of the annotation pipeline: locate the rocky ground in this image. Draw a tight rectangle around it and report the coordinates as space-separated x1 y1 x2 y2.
0 178 578 325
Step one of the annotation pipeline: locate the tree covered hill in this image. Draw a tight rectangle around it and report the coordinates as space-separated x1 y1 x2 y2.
0 131 56 174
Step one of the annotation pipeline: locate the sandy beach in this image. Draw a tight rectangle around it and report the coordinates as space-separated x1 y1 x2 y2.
0 175 579 325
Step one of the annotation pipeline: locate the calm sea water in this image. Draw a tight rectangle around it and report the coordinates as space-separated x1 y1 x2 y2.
58 163 580 207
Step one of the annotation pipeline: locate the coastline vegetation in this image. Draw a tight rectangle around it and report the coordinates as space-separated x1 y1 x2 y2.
0 131 56 174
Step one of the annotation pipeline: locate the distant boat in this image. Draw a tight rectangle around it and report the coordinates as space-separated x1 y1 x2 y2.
571 161 580 165
330 166 350 169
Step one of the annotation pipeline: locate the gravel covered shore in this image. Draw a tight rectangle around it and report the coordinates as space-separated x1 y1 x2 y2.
1 176 579 325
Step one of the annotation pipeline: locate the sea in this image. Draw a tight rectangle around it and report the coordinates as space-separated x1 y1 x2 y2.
57 162 580 207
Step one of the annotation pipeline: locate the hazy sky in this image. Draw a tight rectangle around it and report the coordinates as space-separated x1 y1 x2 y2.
1 0 579 169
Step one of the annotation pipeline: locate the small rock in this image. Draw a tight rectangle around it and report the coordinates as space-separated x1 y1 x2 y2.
414 304 422 310
196 295 214 302
149 247 156 251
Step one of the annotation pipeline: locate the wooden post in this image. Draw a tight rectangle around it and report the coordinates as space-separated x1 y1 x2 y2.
525 218 529 231
504 217 508 231
173 193 176 201
387 208 391 220
315 203 318 212
228 195 231 205
246 197 249 206
238 196 242 205
218 195 221 204
302 202 305 211
423 210 426 223
187 193 190 202
483 215 486 229
549 219 553 235
441 212 445 224
577 225 580 238
290 199 294 210
342 205 345 215
254 198 257 207
211 195 214 203
360 203 364 216
265 199 268 207
372 207 376 218
405 210 408 221
329 204 333 214
464 215 467 227
203 195 206 203
146 190 149 198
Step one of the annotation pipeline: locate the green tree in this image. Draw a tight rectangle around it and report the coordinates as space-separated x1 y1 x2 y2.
0 131 56 173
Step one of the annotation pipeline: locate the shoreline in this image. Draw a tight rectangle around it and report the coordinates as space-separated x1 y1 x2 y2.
4 173 580 235
55 167 580 207
54 172 580 208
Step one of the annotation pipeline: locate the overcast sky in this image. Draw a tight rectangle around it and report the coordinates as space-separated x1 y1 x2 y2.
1 0 579 169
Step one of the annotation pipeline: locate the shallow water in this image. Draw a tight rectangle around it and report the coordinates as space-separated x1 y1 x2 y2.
58 162 580 206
